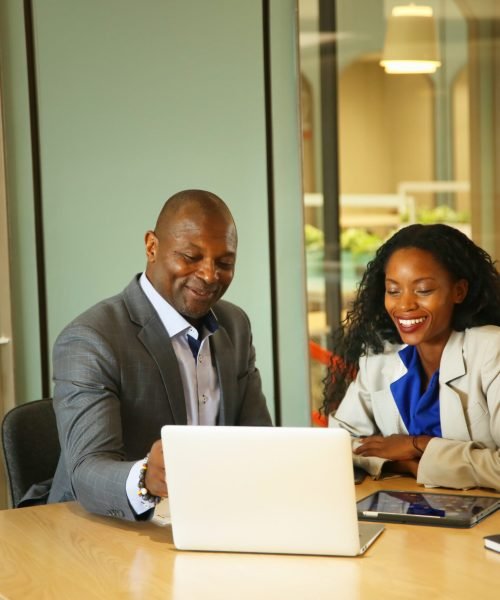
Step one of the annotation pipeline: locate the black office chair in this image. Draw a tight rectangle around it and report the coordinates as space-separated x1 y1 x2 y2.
1 398 60 507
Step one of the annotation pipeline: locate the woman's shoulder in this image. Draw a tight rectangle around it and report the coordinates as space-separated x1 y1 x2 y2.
361 340 405 367
353 342 406 387
458 326 500 364
463 324 500 342
458 326 500 375
447 326 500 353
365 339 405 357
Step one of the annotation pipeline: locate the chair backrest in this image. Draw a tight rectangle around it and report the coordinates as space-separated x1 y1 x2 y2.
1 398 60 507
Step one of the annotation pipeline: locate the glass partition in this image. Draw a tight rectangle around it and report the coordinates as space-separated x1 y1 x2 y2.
299 0 500 422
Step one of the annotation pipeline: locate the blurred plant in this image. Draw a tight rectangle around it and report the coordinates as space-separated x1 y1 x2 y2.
401 205 469 224
417 205 469 224
304 223 324 250
340 228 383 255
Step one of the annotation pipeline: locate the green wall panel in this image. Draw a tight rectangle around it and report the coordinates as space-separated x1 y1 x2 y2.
1 0 310 424
32 0 275 414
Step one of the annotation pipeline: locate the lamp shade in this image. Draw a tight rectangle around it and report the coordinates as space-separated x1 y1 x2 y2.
380 4 441 74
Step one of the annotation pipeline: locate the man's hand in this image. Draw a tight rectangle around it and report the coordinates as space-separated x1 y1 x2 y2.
144 439 168 498
354 434 425 461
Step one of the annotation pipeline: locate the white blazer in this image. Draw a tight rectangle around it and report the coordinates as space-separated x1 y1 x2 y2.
330 326 500 491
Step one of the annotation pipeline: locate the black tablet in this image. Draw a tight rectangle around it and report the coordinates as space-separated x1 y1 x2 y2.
357 489 500 528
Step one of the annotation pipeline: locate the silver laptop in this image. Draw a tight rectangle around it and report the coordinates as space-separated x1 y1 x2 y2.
160 425 384 556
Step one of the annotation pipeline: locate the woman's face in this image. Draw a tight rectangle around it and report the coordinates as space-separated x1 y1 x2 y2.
384 247 468 352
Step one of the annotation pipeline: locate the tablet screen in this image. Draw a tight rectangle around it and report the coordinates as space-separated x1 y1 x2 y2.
357 490 500 527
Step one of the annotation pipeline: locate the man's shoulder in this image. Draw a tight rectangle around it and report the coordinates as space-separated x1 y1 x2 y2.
213 298 246 317
212 299 250 330
60 276 143 333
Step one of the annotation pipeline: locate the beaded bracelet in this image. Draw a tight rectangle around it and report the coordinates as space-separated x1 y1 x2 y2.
137 454 161 505
412 436 424 457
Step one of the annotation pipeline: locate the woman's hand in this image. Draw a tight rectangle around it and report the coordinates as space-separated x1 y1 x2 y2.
383 459 420 477
354 434 430 461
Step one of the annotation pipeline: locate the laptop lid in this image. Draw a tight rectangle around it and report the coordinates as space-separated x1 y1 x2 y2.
357 490 500 528
160 425 384 556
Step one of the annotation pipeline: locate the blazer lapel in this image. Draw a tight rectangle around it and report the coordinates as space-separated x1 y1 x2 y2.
211 327 238 425
138 321 187 424
375 355 410 434
124 276 187 424
438 330 470 440
382 336 471 440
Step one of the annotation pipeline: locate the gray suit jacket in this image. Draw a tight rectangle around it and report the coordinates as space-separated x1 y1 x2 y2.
331 326 500 491
47 276 272 519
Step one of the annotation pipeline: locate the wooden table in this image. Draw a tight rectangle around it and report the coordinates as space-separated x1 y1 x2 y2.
1 477 499 600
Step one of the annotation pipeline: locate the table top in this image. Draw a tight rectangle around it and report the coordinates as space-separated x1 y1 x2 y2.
1 477 499 600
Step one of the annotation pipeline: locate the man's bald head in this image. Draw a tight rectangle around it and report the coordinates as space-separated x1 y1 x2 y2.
155 189 237 243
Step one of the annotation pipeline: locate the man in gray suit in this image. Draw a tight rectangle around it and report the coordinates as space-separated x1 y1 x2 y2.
47 189 272 520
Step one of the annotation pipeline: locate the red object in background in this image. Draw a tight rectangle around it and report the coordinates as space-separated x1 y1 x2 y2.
309 340 355 426
309 339 332 366
312 410 328 427
309 340 332 427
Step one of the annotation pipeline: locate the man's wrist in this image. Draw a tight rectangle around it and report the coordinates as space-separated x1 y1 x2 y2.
126 460 156 515
138 454 161 505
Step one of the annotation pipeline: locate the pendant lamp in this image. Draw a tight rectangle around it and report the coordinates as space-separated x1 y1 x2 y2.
380 4 441 74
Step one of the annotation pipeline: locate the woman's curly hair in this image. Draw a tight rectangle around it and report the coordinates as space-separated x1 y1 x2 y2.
322 223 500 415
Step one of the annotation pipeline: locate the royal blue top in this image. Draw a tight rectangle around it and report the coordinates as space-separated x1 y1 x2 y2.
389 345 442 437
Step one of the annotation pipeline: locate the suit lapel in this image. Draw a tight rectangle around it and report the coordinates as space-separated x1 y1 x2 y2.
138 321 187 424
438 330 470 440
383 334 471 440
211 326 238 425
376 356 409 433
372 389 409 433
124 276 187 424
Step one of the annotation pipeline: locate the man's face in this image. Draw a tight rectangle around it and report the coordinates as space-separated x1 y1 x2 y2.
145 209 237 324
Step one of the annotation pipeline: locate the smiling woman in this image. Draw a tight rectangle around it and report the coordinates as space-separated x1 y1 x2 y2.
384 246 469 382
322 223 500 493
